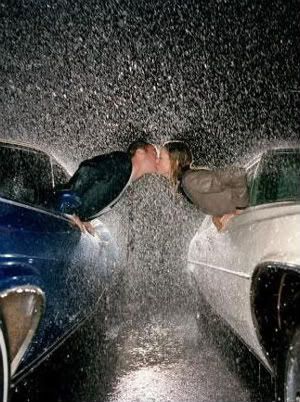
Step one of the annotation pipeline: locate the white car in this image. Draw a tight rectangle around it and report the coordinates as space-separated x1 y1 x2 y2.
187 146 300 402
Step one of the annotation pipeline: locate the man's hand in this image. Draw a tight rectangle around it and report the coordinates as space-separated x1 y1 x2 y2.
69 215 95 236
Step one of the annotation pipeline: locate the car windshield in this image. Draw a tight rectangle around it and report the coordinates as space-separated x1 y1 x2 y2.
251 150 300 206
0 145 53 207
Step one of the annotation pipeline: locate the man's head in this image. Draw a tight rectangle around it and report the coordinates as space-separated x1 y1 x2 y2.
128 140 158 180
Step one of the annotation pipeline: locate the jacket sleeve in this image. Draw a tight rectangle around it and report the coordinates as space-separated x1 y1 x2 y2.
67 152 131 221
181 168 249 216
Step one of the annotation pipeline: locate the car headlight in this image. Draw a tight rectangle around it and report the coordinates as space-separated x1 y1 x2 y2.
0 286 45 376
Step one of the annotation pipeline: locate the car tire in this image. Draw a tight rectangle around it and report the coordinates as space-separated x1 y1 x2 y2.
285 326 300 402
0 321 9 402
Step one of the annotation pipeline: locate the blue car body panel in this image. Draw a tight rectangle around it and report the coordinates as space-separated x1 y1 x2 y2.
0 193 116 378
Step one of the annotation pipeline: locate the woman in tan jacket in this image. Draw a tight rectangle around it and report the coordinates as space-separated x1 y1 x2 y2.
156 140 249 231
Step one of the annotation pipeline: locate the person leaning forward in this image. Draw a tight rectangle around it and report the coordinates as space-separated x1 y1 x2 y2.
55 140 158 233
181 166 249 231
156 140 249 231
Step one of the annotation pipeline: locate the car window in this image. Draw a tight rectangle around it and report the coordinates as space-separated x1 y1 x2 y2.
52 161 70 189
251 150 300 206
0 145 53 208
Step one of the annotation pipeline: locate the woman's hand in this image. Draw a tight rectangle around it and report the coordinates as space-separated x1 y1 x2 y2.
212 210 241 232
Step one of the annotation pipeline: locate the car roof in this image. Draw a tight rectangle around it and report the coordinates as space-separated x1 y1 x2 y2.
242 144 300 170
0 138 49 154
0 138 72 175
267 147 300 154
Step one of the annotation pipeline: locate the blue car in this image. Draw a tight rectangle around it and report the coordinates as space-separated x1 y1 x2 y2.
0 140 118 402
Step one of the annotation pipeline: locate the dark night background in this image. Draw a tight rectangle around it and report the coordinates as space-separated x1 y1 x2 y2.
1 0 300 401
1 0 299 166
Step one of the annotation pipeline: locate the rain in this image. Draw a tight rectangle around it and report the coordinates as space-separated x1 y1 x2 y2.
1 0 299 401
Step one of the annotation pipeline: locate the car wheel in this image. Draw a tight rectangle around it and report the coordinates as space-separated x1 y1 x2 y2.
0 321 9 402
285 327 300 402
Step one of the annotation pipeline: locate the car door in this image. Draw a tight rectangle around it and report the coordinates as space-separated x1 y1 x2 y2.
0 144 113 371
197 150 300 356
188 156 262 344
213 150 300 318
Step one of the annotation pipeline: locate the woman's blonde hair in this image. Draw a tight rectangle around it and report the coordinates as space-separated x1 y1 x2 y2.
163 141 193 186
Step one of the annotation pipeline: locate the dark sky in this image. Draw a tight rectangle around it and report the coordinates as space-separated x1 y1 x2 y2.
0 0 299 167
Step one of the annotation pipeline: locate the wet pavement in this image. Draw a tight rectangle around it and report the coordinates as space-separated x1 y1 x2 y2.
105 313 252 402
11 302 274 402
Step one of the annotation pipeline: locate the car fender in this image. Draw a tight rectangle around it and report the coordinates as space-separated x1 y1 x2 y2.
257 254 300 273
0 260 45 294
0 260 45 376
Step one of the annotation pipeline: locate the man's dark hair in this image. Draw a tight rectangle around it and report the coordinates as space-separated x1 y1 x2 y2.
127 140 152 157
